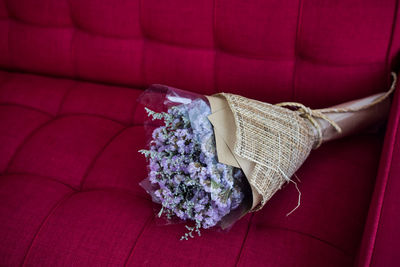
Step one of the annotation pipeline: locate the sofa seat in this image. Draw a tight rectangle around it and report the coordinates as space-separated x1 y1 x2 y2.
0 70 385 266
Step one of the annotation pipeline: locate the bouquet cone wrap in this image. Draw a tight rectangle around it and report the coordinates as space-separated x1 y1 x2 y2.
206 72 397 211
206 94 318 211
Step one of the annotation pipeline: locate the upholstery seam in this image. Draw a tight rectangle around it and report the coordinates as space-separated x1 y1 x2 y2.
1 101 129 126
3 0 11 18
71 25 77 81
369 78 400 264
292 58 384 67
142 31 213 51
234 213 254 267
0 171 77 191
56 81 78 115
141 36 288 63
129 97 139 126
234 216 353 267
291 0 304 101
4 117 57 172
133 0 147 126
1 95 139 126
0 102 55 117
3 15 139 41
369 138 398 265
218 49 386 67
57 112 129 126
368 0 399 263
6 1 12 69
265 225 351 257
218 48 292 63
212 0 218 94
65 24 141 41
129 0 145 125
0 70 13 88
79 126 129 190
21 191 77 266
1 67 147 93
3 16 72 29
0 170 151 201
81 188 151 202
385 0 399 81
123 215 154 267
67 0 77 80
4 114 127 173
138 0 146 87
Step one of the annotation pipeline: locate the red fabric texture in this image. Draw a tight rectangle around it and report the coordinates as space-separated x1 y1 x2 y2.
0 0 399 266
356 73 400 266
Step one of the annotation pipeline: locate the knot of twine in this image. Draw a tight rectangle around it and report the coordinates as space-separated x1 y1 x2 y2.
275 102 342 148
276 72 397 149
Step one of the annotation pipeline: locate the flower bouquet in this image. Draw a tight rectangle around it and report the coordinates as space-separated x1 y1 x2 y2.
138 73 397 240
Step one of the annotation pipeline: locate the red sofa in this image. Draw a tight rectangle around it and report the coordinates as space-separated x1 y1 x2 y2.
0 0 399 266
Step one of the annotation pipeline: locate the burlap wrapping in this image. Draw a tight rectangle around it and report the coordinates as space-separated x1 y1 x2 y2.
207 73 396 211
216 93 319 211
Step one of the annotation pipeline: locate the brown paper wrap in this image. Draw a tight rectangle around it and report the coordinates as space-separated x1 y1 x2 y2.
206 94 317 211
206 72 397 211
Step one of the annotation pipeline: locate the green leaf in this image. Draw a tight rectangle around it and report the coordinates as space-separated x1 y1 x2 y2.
211 179 219 189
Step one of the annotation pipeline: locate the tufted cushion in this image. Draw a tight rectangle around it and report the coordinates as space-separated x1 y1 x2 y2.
0 0 399 266
0 70 387 266
0 0 398 104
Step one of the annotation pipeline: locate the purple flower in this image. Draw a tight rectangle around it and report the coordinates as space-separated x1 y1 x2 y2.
140 99 245 236
194 203 205 212
149 160 159 172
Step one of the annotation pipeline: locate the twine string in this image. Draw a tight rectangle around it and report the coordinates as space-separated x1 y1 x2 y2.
218 72 397 210
276 72 397 149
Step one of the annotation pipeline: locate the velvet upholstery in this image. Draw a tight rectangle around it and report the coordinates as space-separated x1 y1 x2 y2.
0 0 399 266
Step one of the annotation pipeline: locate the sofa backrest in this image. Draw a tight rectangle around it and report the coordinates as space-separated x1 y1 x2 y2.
0 0 399 106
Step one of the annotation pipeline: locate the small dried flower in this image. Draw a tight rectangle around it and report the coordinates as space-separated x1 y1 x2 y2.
140 99 245 239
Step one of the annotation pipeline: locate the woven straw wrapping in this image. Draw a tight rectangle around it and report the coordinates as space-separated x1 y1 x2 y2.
217 93 319 211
